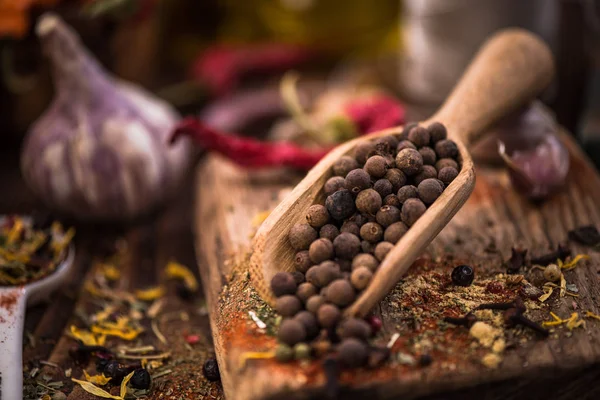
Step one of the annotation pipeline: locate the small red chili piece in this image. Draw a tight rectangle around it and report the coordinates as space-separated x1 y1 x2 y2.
486 281 504 294
344 96 405 134
185 334 201 345
365 315 383 334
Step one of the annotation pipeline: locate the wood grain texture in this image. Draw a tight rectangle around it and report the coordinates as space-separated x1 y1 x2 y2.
194 131 600 400
250 28 555 317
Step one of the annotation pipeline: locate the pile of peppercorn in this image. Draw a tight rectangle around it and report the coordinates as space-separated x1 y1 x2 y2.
270 122 461 368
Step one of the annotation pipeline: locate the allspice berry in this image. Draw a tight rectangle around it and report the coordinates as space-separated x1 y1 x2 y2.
408 126 430 148
376 205 401 227
397 140 417 152
438 166 458 185
364 155 388 178
418 147 437 165
306 295 325 314
383 194 401 208
306 204 330 228
435 158 459 171
374 136 399 153
276 295 302 317
338 259 352 272
350 267 373 290
384 169 406 192
326 279 356 307
345 169 371 194
324 176 345 196
305 266 319 286
351 253 379 271
396 148 423 176
326 189 356 220
294 311 319 338
397 185 418 204
337 318 372 340
374 241 394 261
333 156 359 177
414 165 438 186
289 224 318 250
296 282 318 303
309 238 334 263
354 141 376 165
319 224 340 241
361 240 375 254
427 122 447 143
360 222 384 243
337 338 368 368
417 178 443 205
434 139 459 159
356 189 382 215
373 179 393 198
340 221 360 236
308 264 340 288
544 263 561 282
270 272 297 297
292 271 305 284
401 198 426 226
384 221 408 244
333 232 361 259
278 319 306 346
294 250 311 273
317 304 341 328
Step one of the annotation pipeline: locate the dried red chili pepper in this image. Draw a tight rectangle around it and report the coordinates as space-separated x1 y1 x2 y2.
192 43 315 96
344 95 405 134
171 117 332 170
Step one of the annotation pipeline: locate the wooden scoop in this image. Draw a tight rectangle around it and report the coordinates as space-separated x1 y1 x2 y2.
250 28 554 317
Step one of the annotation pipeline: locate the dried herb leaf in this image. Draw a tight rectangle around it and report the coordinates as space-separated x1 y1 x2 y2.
165 260 198 291
120 371 135 398
72 378 122 399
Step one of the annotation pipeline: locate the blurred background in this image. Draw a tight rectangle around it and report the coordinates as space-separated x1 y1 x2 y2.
0 0 599 164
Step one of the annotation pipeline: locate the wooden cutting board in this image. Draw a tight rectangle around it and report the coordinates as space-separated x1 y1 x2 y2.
194 132 600 400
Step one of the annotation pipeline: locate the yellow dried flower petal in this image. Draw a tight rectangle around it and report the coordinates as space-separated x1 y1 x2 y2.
70 326 106 346
91 321 144 341
559 273 566 298
561 254 590 271
252 210 271 228
121 370 135 398
72 378 122 399
165 260 198 291
239 351 275 369
538 286 553 302
100 263 121 281
135 286 165 301
83 370 112 385
585 311 600 321
6 218 24 244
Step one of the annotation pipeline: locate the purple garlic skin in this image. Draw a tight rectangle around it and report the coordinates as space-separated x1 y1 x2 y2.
21 13 190 221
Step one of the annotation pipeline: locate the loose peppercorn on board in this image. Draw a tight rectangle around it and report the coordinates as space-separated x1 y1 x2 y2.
194 130 600 400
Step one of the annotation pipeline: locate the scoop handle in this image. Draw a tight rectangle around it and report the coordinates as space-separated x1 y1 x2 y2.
434 28 554 145
0 288 27 400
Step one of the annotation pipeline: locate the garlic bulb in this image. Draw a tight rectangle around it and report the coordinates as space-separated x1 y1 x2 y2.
21 13 190 221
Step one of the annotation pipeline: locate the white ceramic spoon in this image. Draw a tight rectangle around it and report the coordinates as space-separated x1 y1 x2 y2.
0 217 75 400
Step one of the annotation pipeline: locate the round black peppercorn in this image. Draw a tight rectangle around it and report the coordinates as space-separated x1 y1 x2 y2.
278 319 307 346
419 354 433 367
427 122 447 143
356 189 382 215
325 279 355 307
438 166 458 185
306 295 325 314
294 250 312 273
317 304 341 328
384 221 408 244
350 267 373 290
396 148 423 176
374 241 394 261
130 368 152 389
289 223 318 250
306 204 330 228
324 176 346 196
383 194 401 208
418 147 437 165
337 318 372 340
434 139 459 159
417 178 443 205
360 222 384 243
270 272 297 297
344 169 371 194
373 179 393 198
276 295 302 317
333 156 359 177
103 360 128 383
414 165 438 186
401 198 426 226
294 311 319 338
297 282 318 303
451 265 474 287
361 240 375 254
333 232 361 260
384 169 407 192
435 158 459 171
309 238 334 263
319 224 340 241
397 140 417 153
376 205 401 227
354 141 376 165
337 338 368 368
340 221 360 236
408 126 430 148
351 253 379 271
326 189 356 220
397 185 418 204
203 358 221 382
364 155 388 178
